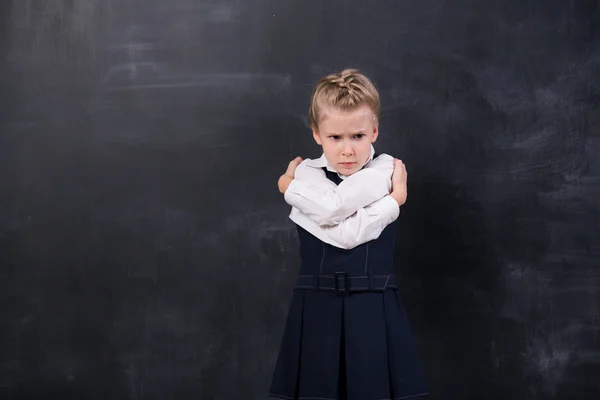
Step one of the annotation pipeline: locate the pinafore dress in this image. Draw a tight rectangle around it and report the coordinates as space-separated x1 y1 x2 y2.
269 166 428 400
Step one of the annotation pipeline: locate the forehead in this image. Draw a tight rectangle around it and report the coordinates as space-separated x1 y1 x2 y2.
318 105 375 133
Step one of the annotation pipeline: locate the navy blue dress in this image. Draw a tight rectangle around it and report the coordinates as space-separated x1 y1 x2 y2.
269 167 428 400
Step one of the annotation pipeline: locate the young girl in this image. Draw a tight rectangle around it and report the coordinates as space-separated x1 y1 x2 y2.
270 69 428 400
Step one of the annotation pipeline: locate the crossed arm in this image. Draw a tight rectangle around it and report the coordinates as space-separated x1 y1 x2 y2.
278 155 408 249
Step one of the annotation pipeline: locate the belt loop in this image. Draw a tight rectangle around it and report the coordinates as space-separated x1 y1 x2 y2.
363 244 369 274
365 244 373 290
317 242 326 291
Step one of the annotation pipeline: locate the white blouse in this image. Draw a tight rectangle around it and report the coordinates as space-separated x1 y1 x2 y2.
284 146 400 249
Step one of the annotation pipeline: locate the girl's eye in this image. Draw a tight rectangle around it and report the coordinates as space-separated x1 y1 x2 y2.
329 134 364 140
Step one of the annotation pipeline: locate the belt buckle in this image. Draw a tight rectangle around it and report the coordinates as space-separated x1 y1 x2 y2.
333 271 349 296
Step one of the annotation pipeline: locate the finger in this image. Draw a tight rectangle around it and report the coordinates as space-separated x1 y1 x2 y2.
286 157 302 174
286 161 296 173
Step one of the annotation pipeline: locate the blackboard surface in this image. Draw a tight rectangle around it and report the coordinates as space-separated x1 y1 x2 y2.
1 1 599 399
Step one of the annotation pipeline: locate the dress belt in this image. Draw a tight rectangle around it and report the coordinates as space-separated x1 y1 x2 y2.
294 272 397 295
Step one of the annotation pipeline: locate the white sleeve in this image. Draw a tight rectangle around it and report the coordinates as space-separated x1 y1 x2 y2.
283 155 394 226
289 194 400 249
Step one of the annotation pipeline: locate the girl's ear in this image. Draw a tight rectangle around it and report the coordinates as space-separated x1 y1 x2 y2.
312 128 322 145
371 124 379 143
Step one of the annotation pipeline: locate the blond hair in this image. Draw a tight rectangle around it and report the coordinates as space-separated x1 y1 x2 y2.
308 68 380 130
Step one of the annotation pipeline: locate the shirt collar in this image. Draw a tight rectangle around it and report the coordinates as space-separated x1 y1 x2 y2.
303 145 376 179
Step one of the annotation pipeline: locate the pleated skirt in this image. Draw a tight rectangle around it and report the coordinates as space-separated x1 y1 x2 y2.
269 289 428 400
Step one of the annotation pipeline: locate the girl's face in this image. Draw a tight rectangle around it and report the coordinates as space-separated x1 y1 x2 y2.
312 105 379 176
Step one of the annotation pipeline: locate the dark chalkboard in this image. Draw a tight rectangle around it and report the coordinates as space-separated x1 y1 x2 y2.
1 1 599 399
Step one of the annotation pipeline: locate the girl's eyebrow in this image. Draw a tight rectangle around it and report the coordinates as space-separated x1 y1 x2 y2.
326 130 366 136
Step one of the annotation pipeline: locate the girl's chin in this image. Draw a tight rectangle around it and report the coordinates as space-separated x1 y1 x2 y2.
336 166 361 175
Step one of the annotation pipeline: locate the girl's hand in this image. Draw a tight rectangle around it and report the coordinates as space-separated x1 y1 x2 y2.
278 157 303 194
390 159 407 205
